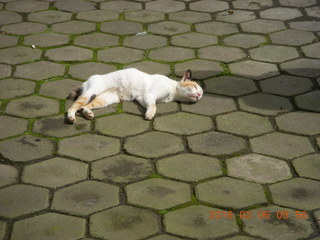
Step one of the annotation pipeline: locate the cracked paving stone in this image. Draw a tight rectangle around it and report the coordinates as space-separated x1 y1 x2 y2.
125 10 165 23
124 34 167 50
188 131 247 156
11 213 85 240
148 21 190 36
251 132 314 159
24 32 69 47
101 20 142 35
157 153 222 182
149 46 194 62
295 90 320 112
190 0 229 13
125 61 171 76
52 181 119 216
98 47 144 64
196 177 267 208
199 45 247 63
260 7 302 20
0 34 18 48
146 0 185 13
216 111 272 137
22 157 87 188
293 154 320 180
0 164 18 187
243 205 314 240
28 10 72 24
74 33 119 49
0 115 28 139
233 0 273 9
249 45 299 63
270 30 316 46
126 178 190 210
124 132 184 158
90 205 160 240
100 0 142 12
302 42 320 59
270 178 320 210
77 9 119 22
0 184 49 218
1 22 47 35
196 21 239 35
69 62 116 80
215 10 256 23
45 46 92 62
227 153 292 183
241 19 285 34
0 11 22 25
39 79 82 99
59 134 120 161
55 0 95 12
0 64 11 78
164 205 239 239
0 46 41 65
92 154 153 183
6 0 48 13
223 33 266 49
169 11 211 23
171 32 218 48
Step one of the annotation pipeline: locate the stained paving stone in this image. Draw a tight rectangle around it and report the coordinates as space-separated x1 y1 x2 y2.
164 205 239 239
199 46 247 63
0 34 18 48
302 42 320 59
55 0 95 12
190 0 229 13
233 0 273 9
101 20 143 35
52 181 119 216
250 132 314 159
0 64 11 78
169 11 211 23
149 46 194 62
24 32 69 47
0 164 18 187
124 34 167 50
229 60 279 80
0 184 49 218
69 62 116 80
196 21 239 35
157 153 222 182
28 10 72 24
242 205 314 240
0 115 28 139
260 75 313 96
216 111 273 137
90 205 160 240
100 0 142 12
205 76 257 96
196 177 267 208
22 157 87 188
270 30 316 46
98 47 144 64
270 178 320 210
126 178 190 210
6 0 48 13
188 131 247 156
0 46 41 65
289 21 320 32
295 90 320 112
0 135 54 162
125 10 165 23
58 134 120 161
11 213 85 240
0 11 21 25
260 7 302 20
175 59 223 79
92 154 153 183
125 61 171 75
238 93 293 116
77 9 119 22
45 46 92 62
241 19 285 34
74 33 119 48
223 33 266 49
124 132 184 158
293 154 320 180
148 21 190 36
146 0 185 13
122 101 178 116
215 10 256 23
96 113 149 137
39 79 82 99
249 45 299 63
6 95 60 118
14 61 65 80
171 32 217 48
1 22 47 35
182 94 236 116
227 153 292 183
52 20 96 34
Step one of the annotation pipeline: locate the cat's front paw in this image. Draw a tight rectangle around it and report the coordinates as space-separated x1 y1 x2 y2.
82 108 95 120
67 116 76 124
145 113 154 120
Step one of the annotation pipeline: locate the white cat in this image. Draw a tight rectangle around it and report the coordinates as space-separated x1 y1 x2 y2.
66 68 203 123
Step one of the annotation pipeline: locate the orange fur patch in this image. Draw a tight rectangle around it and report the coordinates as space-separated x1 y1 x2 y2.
86 97 106 109
180 81 197 87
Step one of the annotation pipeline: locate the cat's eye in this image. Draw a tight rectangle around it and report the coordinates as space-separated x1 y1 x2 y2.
193 85 198 90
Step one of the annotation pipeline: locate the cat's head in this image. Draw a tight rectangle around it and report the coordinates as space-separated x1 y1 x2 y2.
176 70 203 103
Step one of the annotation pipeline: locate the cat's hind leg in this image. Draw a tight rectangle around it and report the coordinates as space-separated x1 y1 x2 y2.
67 93 94 123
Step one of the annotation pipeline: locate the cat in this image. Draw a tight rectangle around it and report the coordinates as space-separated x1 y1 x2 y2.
66 68 203 123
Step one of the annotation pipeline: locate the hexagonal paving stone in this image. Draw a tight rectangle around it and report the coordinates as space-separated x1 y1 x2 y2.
270 30 316 46
0 135 54 162
293 154 320 180
0 115 28 139
149 46 194 62
223 33 266 49
182 94 236 116
171 32 217 48
0 184 49 218
233 0 273 9
199 46 247 63
0 78 33 99
276 112 320 135
122 101 178 116
96 113 149 137
6 0 48 12
14 61 65 81
281 59 320 78
249 45 299 63
157 153 222 182
74 33 119 48
279 0 316 7
39 79 82 99
52 20 96 34
98 47 144 63
0 46 41 65
241 19 285 33
188 132 247 156
100 0 142 12
28 10 72 24
125 61 171 75
124 34 167 50
90 205 160 240
164 205 239 239
55 0 95 12
169 11 211 23
215 10 256 23
190 0 228 12
124 132 184 158
0 164 18 187
196 21 239 35
0 64 11 78
196 177 267 208
216 112 273 137
305 6 320 18
227 153 292 183
1 22 47 35
77 9 119 22
295 91 320 112
302 42 320 59
125 10 165 23
154 112 212 135
52 181 119 215
92 154 153 183
238 93 293 116
101 20 143 35
45 46 92 62
251 132 314 159
289 21 320 32
59 134 120 161
22 157 87 188
242 206 314 240
146 0 185 13
229 60 279 80
260 7 302 20
11 213 85 240
270 178 320 210
6 95 60 118
260 75 313 96
148 21 190 36
126 178 190 210
0 11 21 25
24 32 69 47
69 62 116 80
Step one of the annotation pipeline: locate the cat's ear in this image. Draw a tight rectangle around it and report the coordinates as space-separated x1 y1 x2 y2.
181 69 192 82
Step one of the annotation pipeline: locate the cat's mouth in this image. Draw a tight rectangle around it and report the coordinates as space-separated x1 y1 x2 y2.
189 93 202 101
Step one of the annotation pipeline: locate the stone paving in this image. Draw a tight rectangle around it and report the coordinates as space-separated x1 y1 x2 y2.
0 0 320 239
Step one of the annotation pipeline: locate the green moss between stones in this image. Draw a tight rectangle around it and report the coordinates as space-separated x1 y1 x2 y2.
148 174 163 179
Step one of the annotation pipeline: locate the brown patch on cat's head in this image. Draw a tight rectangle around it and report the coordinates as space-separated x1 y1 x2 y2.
180 81 198 88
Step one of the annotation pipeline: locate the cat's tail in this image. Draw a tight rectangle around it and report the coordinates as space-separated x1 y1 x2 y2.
66 86 83 101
